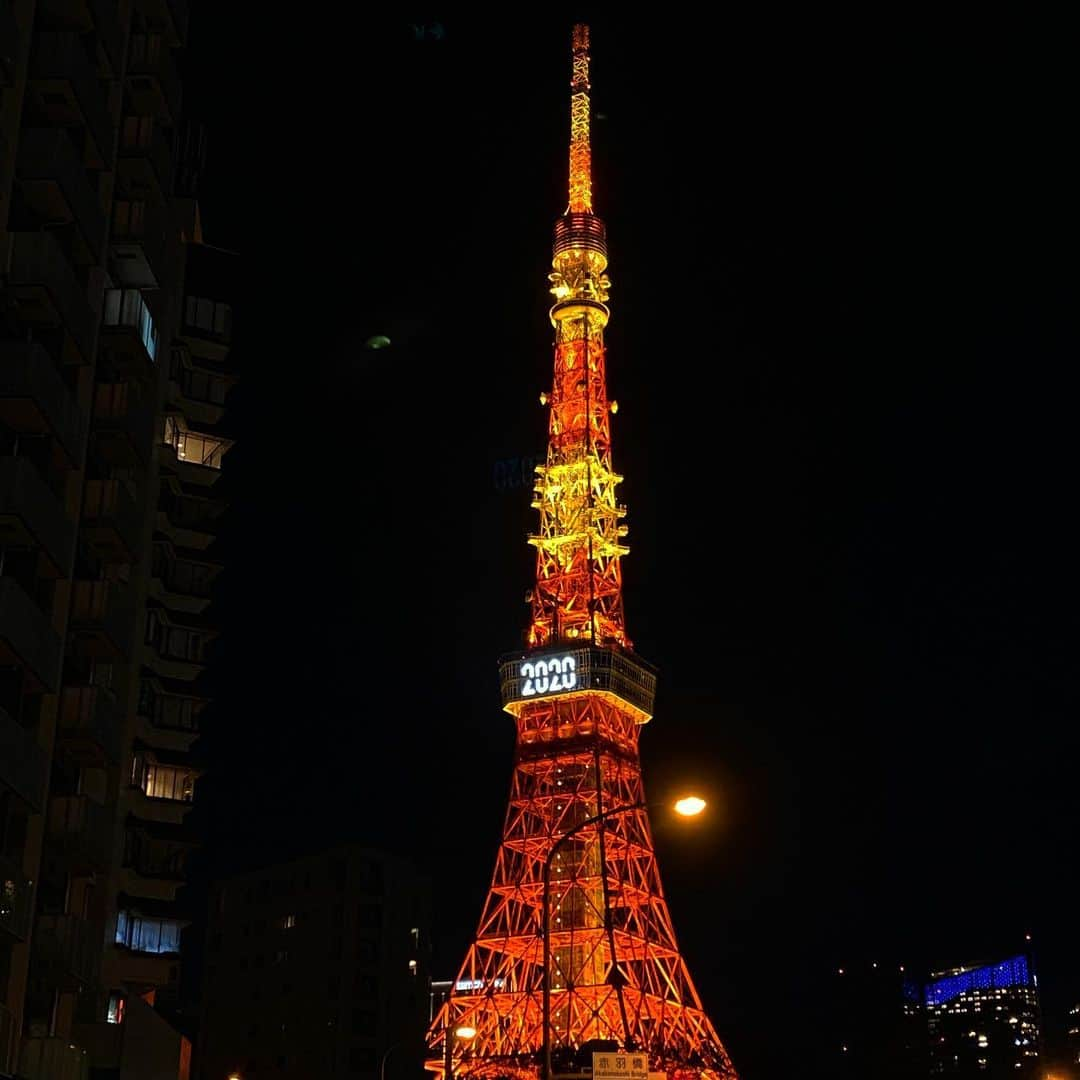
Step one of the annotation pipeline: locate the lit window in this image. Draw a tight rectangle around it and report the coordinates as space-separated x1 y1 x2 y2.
282 914 296 930
142 763 196 802
115 911 182 954
106 993 125 1024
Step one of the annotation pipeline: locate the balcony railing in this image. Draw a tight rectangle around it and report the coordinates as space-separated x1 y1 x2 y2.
0 341 86 466
0 705 48 811
110 201 168 289
28 31 112 166
101 288 158 366
68 579 136 659
58 685 124 765
82 478 141 564
47 794 114 872
18 1035 89 1080
126 33 181 122
0 853 34 942
16 127 107 261
92 383 155 467
8 231 97 365
0 455 77 578
118 116 175 197
0 576 63 693
162 415 229 470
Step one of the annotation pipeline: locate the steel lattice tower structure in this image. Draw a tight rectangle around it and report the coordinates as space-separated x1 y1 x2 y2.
427 25 737 1080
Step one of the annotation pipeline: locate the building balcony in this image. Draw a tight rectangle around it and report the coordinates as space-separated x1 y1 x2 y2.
32 912 101 989
92 382 155 467
0 703 48 812
126 33 181 123
109 202 169 289
16 127 106 263
7 231 97 365
0 576 63 693
27 31 113 168
100 287 159 371
0 853 34 942
68 579 136 660
0 341 85 467
57 684 123 766
82 478 141 564
47 794 113 873
118 117 174 200
0 455 77 578
18 1034 89 1080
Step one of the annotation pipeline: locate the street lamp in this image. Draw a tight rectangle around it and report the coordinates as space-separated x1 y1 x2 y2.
443 1020 476 1080
541 796 706 1080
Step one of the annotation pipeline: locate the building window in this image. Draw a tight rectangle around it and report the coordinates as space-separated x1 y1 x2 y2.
141 762 196 802
162 415 230 470
115 911 182 954
282 914 296 930
163 415 229 469
103 289 158 361
106 993 125 1024
121 114 154 148
184 295 232 340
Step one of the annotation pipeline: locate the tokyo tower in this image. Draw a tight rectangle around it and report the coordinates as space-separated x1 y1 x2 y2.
427 25 737 1080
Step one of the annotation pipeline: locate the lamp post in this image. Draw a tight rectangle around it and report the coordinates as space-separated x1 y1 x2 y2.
443 1021 477 1080
541 796 706 1080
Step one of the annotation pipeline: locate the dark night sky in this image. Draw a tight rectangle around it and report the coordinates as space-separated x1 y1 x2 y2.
179 11 1076 1077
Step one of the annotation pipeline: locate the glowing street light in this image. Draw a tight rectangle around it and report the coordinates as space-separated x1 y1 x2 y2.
674 796 706 817
443 1021 478 1080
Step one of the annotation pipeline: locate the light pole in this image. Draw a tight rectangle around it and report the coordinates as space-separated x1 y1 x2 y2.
379 1043 401 1080
443 1021 476 1080
541 796 706 1080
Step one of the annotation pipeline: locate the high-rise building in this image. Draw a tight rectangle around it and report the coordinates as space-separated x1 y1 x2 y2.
199 846 431 1080
1 2 235 1075
427 25 736 1080
923 953 1042 1076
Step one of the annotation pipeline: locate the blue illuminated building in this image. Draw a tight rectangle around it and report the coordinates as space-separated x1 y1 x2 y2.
924 952 1042 1077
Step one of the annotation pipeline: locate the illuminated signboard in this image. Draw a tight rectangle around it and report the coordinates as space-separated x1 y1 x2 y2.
520 655 577 697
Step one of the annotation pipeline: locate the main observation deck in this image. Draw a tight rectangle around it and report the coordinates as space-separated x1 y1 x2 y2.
498 643 657 724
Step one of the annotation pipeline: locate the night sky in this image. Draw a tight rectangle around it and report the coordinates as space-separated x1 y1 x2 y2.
179 12 1076 1078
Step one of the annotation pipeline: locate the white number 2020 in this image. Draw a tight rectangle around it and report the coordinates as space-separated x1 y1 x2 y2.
521 655 577 697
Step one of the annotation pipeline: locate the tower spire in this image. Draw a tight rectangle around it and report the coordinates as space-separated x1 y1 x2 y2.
530 23 624 651
568 23 593 213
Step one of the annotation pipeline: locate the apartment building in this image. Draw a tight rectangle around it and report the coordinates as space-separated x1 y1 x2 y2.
1 2 235 1075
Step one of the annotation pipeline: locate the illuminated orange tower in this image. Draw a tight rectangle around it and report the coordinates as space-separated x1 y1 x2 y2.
427 25 737 1080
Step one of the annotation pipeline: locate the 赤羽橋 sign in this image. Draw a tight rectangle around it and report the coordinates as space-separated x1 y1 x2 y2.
592 1053 649 1080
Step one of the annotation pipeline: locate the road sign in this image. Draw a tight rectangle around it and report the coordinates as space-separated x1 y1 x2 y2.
592 1052 648 1080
